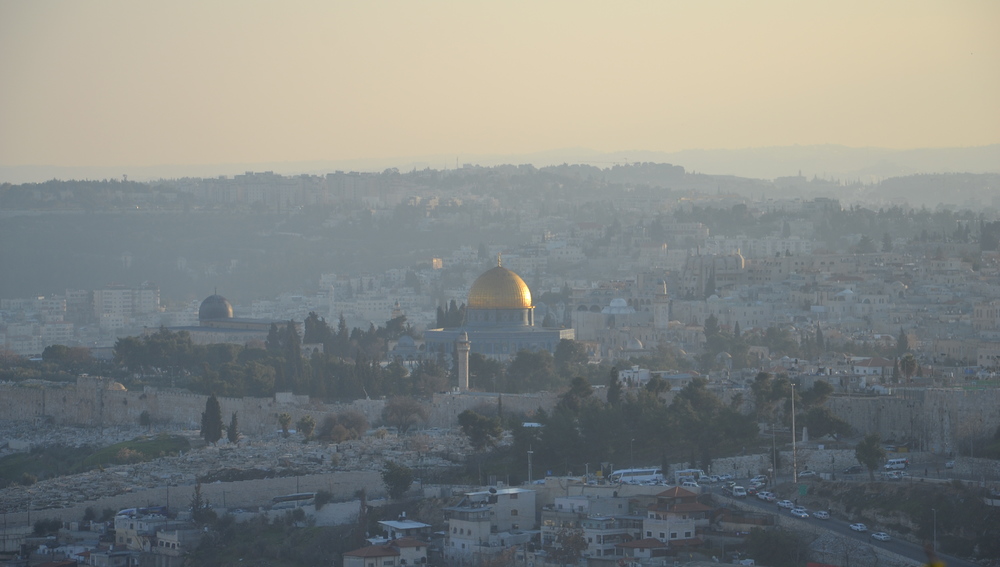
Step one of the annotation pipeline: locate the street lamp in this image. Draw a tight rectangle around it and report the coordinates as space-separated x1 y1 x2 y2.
630 439 635 471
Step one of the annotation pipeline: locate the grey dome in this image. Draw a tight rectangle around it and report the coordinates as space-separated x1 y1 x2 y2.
199 294 233 321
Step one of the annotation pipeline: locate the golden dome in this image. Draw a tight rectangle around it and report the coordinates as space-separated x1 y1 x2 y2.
468 260 532 309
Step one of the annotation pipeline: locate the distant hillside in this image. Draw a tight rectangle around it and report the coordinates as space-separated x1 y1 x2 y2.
2 144 998 191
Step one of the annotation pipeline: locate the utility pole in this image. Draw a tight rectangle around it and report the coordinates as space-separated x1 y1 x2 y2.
791 383 798 483
527 447 533 484
630 439 635 471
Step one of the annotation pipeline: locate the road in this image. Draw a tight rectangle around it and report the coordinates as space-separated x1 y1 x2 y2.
710 480 980 567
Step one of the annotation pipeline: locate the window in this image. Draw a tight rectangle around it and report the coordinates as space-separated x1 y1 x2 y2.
646 531 652 537
670 532 677 539
509 493 518 499
511 510 518 516
685 531 692 538
659 532 665 539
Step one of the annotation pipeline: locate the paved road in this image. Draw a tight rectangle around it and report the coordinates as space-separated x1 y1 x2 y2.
710 482 980 567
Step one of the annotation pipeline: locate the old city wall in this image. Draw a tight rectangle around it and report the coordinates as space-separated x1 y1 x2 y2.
0 378 389 435
0 378 559 434
826 388 1000 453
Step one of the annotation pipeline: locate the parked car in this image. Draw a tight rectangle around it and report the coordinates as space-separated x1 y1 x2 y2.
842 465 864 475
777 500 795 509
798 470 817 478
732 486 747 498
944 460 955 469
682 481 700 489
790 508 809 518
750 475 768 485
871 532 891 542
813 510 830 520
850 523 868 532
719 473 733 481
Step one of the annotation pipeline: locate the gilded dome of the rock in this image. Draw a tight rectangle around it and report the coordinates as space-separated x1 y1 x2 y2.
468 265 532 309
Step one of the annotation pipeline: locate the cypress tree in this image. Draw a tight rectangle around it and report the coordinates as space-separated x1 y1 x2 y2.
227 411 239 444
201 394 223 445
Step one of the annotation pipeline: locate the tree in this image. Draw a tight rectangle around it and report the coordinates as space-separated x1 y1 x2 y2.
139 410 152 430
703 314 720 339
381 397 428 435
549 527 588 566
855 433 886 480
897 326 909 355
882 232 893 252
457 410 503 451
606 367 622 406
297 415 316 441
278 412 292 437
381 460 414 499
200 394 223 445
899 353 918 383
227 412 240 444
190 482 216 525
856 234 877 253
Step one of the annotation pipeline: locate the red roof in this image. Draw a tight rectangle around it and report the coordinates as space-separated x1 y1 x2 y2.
390 537 426 548
655 486 698 499
344 545 400 558
618 537 669 549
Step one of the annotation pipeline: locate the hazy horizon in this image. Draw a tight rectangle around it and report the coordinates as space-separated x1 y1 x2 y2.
2 1 998 175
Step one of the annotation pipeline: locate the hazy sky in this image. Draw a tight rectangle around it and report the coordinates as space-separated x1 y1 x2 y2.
1 1 997 169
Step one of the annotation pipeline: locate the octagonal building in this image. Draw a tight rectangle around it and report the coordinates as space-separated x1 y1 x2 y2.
423 257 574 363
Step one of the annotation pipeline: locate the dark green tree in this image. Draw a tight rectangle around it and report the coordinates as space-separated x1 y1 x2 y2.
200 394 223 445
606 367 622 406
297 415 316 441
897 326 909 355
458 410 503 451
278 412 292 437
381 397 428 434
855 433 886 480
381 460 414 499
265 323 282 351
227 411 240 444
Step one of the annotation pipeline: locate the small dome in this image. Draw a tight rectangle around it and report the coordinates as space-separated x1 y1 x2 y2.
602 298 636 315
626 337 644 350
199 294 234 321
468 260 532 309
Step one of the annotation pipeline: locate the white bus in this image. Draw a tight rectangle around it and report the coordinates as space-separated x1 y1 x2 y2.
609 467 665 484
884 458 909 470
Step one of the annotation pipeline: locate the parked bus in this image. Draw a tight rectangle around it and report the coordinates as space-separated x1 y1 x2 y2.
609 468 665 484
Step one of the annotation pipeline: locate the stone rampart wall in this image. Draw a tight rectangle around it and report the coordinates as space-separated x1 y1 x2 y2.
0 379 562 437
826 388 1000 453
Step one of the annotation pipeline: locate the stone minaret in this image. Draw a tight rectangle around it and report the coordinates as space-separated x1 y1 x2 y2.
456 331 471 391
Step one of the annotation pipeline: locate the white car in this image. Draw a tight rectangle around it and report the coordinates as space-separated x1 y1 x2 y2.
719 473 733 481
871 532 890 542
850 523 868 532
757 491 776 502
944 460 955 469
813 510 830 520
798 470 817 478
777 500 795 509
790 508 809 518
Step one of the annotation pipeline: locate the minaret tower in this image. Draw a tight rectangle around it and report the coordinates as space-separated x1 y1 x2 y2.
456 331 471 391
